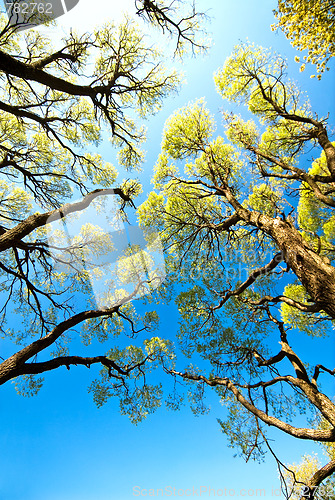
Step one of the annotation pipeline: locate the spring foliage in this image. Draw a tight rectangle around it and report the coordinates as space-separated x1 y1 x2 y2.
273 0 335 78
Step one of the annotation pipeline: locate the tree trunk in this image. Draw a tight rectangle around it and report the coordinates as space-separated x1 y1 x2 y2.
269 218 335 319
244 211 335 319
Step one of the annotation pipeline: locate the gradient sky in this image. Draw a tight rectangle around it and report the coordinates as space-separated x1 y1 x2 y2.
1 1 335 499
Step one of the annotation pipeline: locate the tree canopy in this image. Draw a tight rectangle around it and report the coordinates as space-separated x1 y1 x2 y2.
0 0 207 418
1 2 335 499
273 0 335 78
138 42 335 498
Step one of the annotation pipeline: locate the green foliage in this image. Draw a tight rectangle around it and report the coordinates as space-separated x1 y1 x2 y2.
218 409 265 463
281 284 329 337
245 183 284 217
138 39 335 477
162 98 215 159
0 180 33 222
283 452 335 500
0 5 186 416
89 337 175 424
143 311 160 331
273 0 335 78
215 43 310 122
14 375 44 397
298 148 335 260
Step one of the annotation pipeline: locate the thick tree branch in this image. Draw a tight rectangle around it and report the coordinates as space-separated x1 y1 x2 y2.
31 49 80 70
213 185 335 319
11 353 151 378
308 458 335 492
0 50 105 97
249 144 335 208
0 305 118 385
169 369 335 442
0 188 133 252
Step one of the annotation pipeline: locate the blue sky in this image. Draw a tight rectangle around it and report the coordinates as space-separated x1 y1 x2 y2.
1 1 335 499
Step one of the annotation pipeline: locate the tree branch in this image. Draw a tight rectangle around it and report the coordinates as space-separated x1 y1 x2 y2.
211 252 283 311
247 294 322 312
169 369 335 442
311 364 335 385
0 188 132 253
12 353 151 378
308 458 335 493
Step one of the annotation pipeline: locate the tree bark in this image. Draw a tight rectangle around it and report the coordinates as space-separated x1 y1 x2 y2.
226 196 335 319
265 218 335 319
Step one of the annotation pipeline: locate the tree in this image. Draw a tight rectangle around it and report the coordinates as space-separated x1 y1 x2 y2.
1 2 334 497
134 0 208 56
273 0 335 78
0 0 206 421
138 42 335 498
283 417 335 499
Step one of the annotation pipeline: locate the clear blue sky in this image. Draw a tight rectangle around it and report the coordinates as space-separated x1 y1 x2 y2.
1 1 335 499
